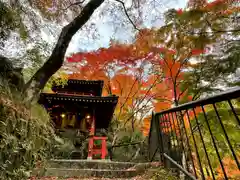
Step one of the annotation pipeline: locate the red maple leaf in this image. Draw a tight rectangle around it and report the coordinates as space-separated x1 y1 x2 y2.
177 8 183 15
191 49 205 55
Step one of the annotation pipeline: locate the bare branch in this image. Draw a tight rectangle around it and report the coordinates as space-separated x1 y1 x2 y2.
116 77 139 122
114 0 140 31
177 86 188 102
122 95 154 127
63 1 85 11
122 74 162 127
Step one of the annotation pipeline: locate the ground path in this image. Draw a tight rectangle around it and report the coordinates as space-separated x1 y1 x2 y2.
31 160 177 180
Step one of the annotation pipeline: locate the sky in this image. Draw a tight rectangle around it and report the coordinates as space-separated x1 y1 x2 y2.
66 0 188 56
0 0 188 63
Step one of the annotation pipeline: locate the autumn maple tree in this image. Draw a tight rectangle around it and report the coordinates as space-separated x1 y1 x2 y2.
65 37 200 137
64 1 240 177
67 62 155 128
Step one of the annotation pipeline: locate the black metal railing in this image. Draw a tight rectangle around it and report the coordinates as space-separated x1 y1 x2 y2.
148 87 240 180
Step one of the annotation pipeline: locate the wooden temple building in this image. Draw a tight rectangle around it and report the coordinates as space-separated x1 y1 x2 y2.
39 79 118 160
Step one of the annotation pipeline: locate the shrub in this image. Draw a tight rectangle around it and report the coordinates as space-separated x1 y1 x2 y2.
109 129 149 162
0 81 56 180
50 130 90 159
49 137 76 159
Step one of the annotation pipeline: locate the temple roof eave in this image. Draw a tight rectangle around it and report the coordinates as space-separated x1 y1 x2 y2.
67 79 104 85
40 93 119 104
51 79 104 96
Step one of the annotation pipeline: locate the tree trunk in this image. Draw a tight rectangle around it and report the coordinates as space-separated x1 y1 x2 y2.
23 0 105 101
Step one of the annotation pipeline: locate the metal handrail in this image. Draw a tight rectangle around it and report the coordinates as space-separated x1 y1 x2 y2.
149 87 240 180
155 87 240 115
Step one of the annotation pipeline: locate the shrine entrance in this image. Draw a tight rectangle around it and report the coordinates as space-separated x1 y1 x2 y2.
50 105 93 132
39 79 118 160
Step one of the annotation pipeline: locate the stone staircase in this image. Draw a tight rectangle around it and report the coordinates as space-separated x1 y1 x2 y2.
33 159 161 179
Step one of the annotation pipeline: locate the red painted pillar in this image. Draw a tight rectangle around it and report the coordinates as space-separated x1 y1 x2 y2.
101 137 107 159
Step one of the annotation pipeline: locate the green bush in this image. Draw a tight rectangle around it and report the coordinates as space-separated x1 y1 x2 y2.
49 137 76 159
109 129 149 162
49 130 90 159
0 82 56 180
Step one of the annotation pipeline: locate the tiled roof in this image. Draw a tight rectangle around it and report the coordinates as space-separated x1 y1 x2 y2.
40 93 118 103
65 79 104 85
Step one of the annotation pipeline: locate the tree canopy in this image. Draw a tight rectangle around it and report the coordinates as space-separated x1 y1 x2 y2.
1 0 240 179
62 1 240 177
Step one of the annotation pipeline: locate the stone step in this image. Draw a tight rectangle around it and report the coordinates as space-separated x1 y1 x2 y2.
41 168 139 178
48 159 138 170
32 160 162 179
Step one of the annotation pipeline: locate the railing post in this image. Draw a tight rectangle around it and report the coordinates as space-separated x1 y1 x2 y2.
149 111 164 162
154 112 164 164
157 113 171 167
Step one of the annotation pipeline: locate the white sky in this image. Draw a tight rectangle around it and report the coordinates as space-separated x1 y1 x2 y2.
66 0 188 55
0 0 188 63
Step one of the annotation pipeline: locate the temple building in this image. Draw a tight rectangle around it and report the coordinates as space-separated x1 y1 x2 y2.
39 79 119 160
